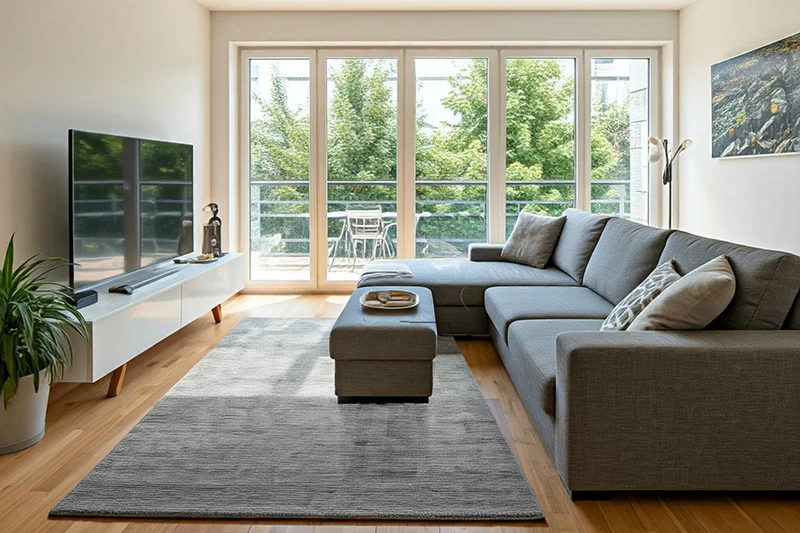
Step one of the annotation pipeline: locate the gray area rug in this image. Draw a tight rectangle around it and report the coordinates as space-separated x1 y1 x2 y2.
51 318 543 521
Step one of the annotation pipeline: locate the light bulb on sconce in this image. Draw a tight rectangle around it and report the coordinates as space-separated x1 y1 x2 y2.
649 137 665 163
672 139 694 161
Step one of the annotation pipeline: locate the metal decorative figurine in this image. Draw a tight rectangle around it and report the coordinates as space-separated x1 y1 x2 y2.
202 203 223 257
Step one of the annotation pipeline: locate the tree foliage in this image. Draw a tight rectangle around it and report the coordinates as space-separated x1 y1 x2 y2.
251 63 310 184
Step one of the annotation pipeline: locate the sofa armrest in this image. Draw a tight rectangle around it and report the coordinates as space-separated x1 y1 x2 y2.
555 330 800 493
468 243 505 262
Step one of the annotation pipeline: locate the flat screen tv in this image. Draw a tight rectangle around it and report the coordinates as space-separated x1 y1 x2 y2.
69 130 194 290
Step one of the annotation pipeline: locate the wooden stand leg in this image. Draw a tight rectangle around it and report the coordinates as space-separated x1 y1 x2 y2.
211 304 222 324
107 364 127 398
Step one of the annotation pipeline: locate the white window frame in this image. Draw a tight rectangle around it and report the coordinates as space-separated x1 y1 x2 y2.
239 46 662 292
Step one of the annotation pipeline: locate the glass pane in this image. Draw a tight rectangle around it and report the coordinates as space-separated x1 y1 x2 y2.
326 58 398 280
590 57 650 224
506 184 575 236
248 58 311 281
416 58 488 258
416 184 486 257
505 58 576 239
591 182 631 216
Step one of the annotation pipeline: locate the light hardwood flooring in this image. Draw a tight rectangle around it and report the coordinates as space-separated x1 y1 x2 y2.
1 294 798 533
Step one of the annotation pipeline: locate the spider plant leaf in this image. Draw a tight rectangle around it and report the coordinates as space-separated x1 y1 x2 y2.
31 351 40 391
10 256 46 287
2 235 14 288
11 300 36 349
2 334 18 408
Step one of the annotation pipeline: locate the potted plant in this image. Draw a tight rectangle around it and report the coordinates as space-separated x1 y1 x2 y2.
0 235 87 454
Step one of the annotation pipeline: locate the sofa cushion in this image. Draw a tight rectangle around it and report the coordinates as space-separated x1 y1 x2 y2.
659 231 800 330
583 217 672 304
551 208 611 283
486 287 613 344
357 259 578 307
507 319 604 417
501 212 567 268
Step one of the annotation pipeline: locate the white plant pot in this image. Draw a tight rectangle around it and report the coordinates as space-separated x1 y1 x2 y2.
0 370 50 455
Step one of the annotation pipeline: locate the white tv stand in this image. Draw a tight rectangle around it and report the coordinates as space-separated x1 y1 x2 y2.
64 253 245 397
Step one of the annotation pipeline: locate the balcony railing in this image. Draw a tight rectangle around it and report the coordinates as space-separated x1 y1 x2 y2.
250 178 633 261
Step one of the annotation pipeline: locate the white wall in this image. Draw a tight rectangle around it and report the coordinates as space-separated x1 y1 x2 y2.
678 0 800 253
0 0 211 264
210 10 680 251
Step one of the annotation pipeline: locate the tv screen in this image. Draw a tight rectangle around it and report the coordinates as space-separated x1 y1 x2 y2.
69 130 194 290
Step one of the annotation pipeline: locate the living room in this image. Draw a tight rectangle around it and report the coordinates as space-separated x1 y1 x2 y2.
1 0 799 531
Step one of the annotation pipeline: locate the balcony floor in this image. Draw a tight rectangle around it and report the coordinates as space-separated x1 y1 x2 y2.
251 254 374 282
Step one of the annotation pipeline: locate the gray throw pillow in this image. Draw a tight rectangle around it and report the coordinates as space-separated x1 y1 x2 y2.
600 260 681 331
500 212 567 268
628 255 736 331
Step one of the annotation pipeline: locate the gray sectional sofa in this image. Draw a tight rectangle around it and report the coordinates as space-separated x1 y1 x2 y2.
358 208 800 497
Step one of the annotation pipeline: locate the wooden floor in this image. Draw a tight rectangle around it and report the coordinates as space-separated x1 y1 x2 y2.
1 294 798 533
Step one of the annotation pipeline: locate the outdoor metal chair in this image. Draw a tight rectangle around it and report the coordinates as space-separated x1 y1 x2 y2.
380 221 396 258
344 207 385 269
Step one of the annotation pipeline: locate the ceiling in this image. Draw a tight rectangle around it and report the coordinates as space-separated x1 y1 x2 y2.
197 0 695 11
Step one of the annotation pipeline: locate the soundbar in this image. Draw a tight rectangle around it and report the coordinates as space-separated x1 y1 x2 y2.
108 267 179 295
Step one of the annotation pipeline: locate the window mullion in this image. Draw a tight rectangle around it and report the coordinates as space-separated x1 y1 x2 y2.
399 50 416 259
577 49 592 213
313 50 328 287
488 50 506 245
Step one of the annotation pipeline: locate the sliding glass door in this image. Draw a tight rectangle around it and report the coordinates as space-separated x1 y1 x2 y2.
246 54 313 283
322 53 400 282
242 48 659 290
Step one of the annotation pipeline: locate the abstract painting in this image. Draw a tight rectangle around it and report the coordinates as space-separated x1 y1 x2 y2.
712 32 800 158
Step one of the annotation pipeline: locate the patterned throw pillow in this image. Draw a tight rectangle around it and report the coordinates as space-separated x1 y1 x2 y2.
600 260 681 331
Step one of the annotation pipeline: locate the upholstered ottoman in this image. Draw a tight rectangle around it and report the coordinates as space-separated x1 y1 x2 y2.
329 286 437 403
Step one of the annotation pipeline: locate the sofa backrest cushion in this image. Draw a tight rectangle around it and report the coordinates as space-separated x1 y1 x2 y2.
551 208 610 283
582 217 671 304
659 231 800 330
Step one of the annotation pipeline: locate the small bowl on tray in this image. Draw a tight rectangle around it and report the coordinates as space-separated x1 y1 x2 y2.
360 290 419 310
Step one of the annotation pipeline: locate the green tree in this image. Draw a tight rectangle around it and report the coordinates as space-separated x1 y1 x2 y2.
251 63 310 184
328 59 397 183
